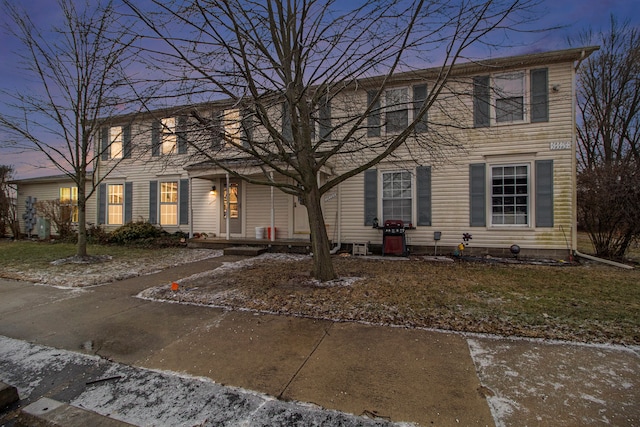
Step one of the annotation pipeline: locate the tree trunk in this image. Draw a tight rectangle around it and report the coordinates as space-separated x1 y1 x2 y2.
305 184 336 282
76 178 88 258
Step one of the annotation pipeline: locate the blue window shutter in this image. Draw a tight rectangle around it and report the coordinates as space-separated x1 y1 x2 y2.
151 121 160 157
470 163 486 226
473 76 490 128
367 91 381 137
364 169 377 226
179 179 189 225
177 115 188 154
413 85 428 133
319 96 331 140
123 125 132 159
282 102 292 142
531 68 549 123
149 181 158 224
536 160 554 227
211 111 222 150
124 182 133 223
101 127 109 161
416 166 432 226
241 108 253 148
98 183 106 224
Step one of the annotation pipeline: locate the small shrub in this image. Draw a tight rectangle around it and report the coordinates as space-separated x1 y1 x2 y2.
87 223 110 244
109 221 162 245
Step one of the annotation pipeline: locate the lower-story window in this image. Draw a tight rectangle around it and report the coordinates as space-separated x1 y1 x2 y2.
108 184 123 225
382 171 412 224
160 181 178 225
491 164 529 225
59 187 78 223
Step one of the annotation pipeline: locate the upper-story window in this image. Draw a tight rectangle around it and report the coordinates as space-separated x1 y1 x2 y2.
161 117 177 154
385 88 409 133
152 117 187 156
495 72 525 123
473 68 548 128
367 84 428 137
223 109 241 146
212 108 252 149
109 126 123 159
100 125 130 160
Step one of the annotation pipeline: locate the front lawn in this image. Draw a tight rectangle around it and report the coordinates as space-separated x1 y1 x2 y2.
146 255 640 345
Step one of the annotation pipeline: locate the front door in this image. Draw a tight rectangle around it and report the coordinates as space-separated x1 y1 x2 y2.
221 180 241 235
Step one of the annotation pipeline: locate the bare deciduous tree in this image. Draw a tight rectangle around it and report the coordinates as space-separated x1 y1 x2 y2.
128 0 542 280
574 17 640 258
0 165 20 238
0 0 144 257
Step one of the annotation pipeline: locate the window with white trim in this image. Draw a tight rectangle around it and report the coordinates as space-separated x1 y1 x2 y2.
382 171 412 224
494 72 525 123
59 187 78 223
160 181 178 225
161 117 177 155
107 184 123 225
491 164 529 225
109 126 123 159
385 88 409 133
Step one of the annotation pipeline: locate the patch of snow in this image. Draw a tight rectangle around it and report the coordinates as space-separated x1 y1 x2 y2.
0 335 412 427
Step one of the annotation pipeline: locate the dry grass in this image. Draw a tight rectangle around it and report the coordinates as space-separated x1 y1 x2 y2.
149 255 640 346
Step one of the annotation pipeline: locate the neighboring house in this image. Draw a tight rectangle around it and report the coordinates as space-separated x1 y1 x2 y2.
13 47 598 257
12 174 95 237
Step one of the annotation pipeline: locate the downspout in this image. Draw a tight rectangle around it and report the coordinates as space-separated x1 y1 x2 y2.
270 171 275 242
225 173 230 241
188 177 193 238
570 51 584 254
329 183 341 254
573 250 634 270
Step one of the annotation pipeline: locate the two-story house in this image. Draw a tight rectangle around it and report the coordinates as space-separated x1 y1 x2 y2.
13 46 597 258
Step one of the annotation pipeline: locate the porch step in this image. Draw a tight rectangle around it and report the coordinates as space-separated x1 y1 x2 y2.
223 246 269 256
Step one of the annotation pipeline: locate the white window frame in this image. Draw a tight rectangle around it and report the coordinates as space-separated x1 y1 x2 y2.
109 126 123 159
59 187 78 223
381 170 413 224
107 184 124 225
222 108 241 147
384 88 409 134
159 181 178 226
490 163 530 227
492 71 527 125
161 117 177 155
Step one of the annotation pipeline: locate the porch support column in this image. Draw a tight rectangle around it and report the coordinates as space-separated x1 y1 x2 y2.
270 172 275 242
226 173 230 241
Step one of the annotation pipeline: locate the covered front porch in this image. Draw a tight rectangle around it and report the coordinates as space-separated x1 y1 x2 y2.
187 235 315 254
185 159 336 244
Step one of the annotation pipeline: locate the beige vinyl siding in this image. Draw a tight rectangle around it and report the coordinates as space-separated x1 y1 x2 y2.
97 121 190 232
244 178 290 239
331 61 576 252
191 178 218 236
15 178 96 236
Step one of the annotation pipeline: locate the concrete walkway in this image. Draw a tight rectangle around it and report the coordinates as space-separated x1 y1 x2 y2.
0 255 638 426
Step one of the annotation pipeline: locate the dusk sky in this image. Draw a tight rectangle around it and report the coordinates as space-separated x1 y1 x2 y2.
1 0 639 180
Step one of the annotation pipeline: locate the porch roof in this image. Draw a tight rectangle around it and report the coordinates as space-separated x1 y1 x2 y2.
185 158 333 180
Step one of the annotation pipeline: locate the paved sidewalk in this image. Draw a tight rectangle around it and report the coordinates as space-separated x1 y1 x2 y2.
0 255 638 426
